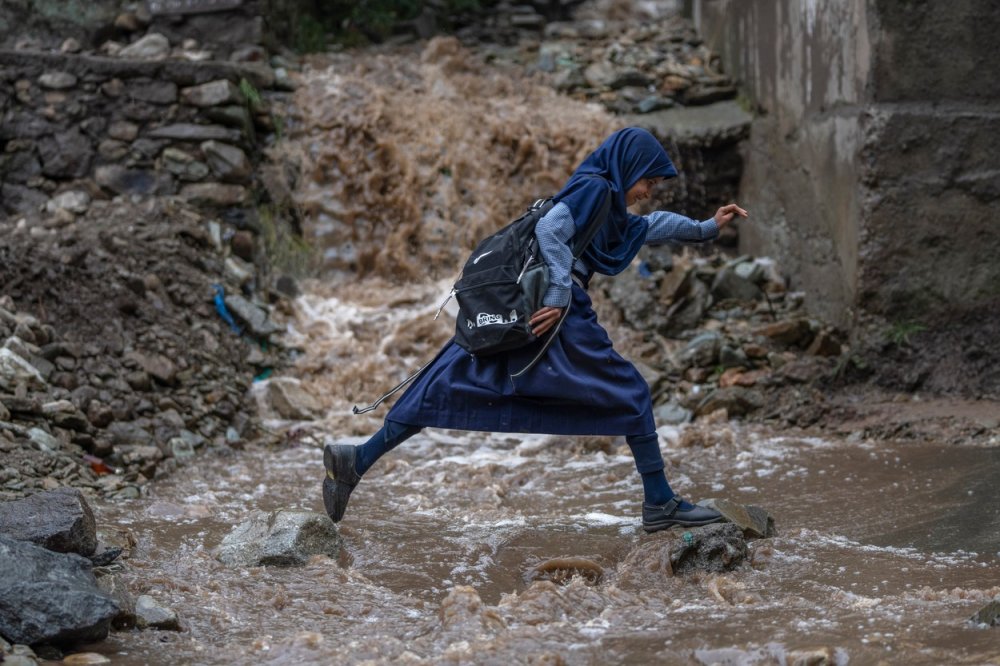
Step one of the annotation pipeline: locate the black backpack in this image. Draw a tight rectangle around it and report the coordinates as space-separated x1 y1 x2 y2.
450 198 555 356
353 179 610 414
452 178 611 358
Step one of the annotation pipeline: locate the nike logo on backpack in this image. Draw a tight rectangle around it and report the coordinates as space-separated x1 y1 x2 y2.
473 250 493 264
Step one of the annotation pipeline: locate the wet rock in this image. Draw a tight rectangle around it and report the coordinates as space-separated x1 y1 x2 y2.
0 348 47 391
95 165 170 196
27 427 60 454
147 123 241 143
179 182 247 206
204 104 253 130
0 535 118 647
107 120 139 142
38 129 93 179
1 184 47 216
698 498 775 538
62 653 111 665
786 647 838 666
124 351 178 386
663 278 711 336
223 294 283 337
807 329 842 357
41 400 90 432
134 595 181 631
679 331 722 368
86 402 114 429
128 80 177 105
229 230 255 261
160 148 210 182
711 264 762 302
694 386 765 418
95 574 136 629
654 401 691 425
215 510 342 567
527 557 603 585
1 646 39 666
45 191 90 216
970 598 1000 626
0 487 98 556
719 343 749 369
60 38 82 54
438 585 506 633
757 318 812 347
119 33 170 60
620 523 748 588
253 378 322 421
201 140 251 183
181 80 245 108
38 71 77 90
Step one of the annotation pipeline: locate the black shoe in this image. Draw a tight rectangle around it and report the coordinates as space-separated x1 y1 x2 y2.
642 496 723 533
322 443 361 523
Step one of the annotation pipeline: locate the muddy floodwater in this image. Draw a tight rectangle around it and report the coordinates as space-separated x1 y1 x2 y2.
86 424 1000 665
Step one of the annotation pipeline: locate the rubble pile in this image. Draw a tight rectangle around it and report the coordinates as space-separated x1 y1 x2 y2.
0 197 290 501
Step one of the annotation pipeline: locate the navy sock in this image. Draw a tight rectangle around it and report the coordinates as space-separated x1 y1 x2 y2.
639 470 674 506
626 433 693 509
356 420 422 477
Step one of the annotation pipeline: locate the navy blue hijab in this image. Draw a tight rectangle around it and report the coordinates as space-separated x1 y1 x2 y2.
553 127 678 276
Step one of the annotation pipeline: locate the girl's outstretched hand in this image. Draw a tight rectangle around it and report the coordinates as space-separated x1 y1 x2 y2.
714 203 749 228
530 306 564 337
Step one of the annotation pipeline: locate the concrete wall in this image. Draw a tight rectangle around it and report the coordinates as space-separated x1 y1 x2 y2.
694 0 1000 328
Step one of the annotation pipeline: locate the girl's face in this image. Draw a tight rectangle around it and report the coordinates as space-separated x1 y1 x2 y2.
625 176 663 206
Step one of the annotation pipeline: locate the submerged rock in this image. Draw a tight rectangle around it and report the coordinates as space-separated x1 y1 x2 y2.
0 535 118 647
215 510 342 567
619 523 748 586
527 557 603 585
970 598 1000 627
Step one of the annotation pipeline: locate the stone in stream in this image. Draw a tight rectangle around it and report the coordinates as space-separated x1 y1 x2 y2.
527 557 604 585
970 598 1000 627
618 523 748 587
215 510 342 567
0 535 118 647
698 498 776 538
134 595 181 631
0 487 97 556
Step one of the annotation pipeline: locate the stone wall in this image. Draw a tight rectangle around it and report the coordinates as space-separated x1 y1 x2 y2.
693 0 1000 327
0 49 281 219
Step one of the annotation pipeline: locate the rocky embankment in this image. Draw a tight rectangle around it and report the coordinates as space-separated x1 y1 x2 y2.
0 197 290 503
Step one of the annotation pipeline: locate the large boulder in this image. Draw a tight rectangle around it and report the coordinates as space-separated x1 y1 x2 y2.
0 487 97 556
0 536 118 647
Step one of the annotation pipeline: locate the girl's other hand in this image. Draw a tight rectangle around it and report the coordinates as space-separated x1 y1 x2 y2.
714 203 749 228
530 307 564 337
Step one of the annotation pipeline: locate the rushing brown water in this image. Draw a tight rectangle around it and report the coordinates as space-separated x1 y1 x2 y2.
88 426 1000 665
77 38 1000 665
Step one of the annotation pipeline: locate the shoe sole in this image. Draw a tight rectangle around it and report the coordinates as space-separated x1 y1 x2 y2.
322 444 358 523
642 515 723 533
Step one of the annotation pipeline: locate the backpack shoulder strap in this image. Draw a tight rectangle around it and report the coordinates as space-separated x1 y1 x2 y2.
569 177 612 259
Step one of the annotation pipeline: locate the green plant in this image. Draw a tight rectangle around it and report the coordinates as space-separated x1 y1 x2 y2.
239 78 262 112
887 320 926 348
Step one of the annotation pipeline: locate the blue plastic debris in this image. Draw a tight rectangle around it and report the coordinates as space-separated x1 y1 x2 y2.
212 284 242 334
